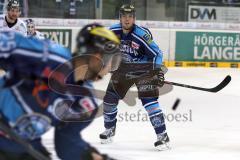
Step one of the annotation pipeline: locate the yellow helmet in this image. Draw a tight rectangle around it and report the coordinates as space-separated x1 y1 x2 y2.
75 23 120 55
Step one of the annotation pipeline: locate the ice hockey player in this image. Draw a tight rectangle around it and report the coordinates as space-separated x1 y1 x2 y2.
0 23 120 160
0 0 27 36
99 4 170 151
25 18 45 39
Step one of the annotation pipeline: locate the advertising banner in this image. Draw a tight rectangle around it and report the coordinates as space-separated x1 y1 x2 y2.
188 4 240 23
39 29 72 49
175 31 240 62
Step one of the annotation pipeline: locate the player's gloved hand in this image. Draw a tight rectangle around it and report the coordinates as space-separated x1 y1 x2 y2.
156 68 165 87
82 146 117 160
70 97 98 122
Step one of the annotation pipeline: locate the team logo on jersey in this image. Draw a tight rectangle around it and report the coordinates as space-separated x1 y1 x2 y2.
13 113 51 140
79 97 96 115
131 41 140 49
120 40 139 56
52 97 96 122
143 34 152 44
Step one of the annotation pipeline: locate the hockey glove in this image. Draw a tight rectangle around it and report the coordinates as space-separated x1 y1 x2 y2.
156 68 165 87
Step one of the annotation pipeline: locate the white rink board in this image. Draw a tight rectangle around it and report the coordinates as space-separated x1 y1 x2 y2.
43 68 240 160
37 26 173 61
36 22 240 62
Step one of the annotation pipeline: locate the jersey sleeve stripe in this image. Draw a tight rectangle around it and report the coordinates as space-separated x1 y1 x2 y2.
131 33 158 56
139 26 153 39
12 49 67 63
110 28 122 31
131 33 163 69
11 86 34 114
0 53 10 58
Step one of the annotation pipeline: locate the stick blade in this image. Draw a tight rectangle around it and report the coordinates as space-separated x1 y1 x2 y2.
210 75 231 92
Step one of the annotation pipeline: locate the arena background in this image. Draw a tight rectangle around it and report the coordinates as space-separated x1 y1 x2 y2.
1 0 240 160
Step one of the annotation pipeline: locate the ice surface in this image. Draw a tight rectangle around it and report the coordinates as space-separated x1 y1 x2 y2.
43 68 240 160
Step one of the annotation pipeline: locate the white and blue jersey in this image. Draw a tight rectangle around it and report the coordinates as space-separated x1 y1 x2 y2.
0 31 97 160
110 23 163 70
0 14 27 36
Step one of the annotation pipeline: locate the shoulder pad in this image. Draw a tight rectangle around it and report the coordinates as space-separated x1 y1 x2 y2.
19 19 27 27
134 25 153 44
142 33 152 44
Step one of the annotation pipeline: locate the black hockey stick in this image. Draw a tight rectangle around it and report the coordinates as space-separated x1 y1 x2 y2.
125 70 231 93
0 120 51 160
164 75 231 93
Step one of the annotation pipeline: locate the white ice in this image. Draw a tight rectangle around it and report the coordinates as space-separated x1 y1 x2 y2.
43 68 240 160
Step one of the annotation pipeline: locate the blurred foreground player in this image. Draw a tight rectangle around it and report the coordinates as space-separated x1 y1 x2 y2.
99 4 170 150
0 0 27 36
0 23 120 160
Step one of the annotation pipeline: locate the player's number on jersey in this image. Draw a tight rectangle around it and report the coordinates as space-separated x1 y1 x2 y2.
0 32 17 52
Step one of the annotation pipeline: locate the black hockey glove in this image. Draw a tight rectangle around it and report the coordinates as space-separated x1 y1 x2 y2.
156 68 165 87
82 146 117 160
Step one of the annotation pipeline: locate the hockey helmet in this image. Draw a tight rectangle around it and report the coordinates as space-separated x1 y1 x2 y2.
25 18 35 26
75 23 120 54
119 4 136 17
7 0 20 11
73 23 121 81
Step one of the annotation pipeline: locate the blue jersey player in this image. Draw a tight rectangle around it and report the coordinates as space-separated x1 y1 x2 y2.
0 23 120 160
99 4 170 150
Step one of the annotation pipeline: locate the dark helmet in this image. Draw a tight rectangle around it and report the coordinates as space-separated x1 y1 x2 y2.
7 0 20 11
119 4 136 17
25 18 35 26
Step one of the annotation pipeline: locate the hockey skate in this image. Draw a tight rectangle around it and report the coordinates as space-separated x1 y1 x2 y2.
154 133 170 151
99 126 116 144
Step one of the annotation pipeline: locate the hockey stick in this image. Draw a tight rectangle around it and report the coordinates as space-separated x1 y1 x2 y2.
164 75 231 93
125 70 231 93
0 120 51 160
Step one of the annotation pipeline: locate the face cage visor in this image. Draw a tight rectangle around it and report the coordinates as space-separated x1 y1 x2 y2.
72 42 121 81
72 54 121 81
94 40 121 72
